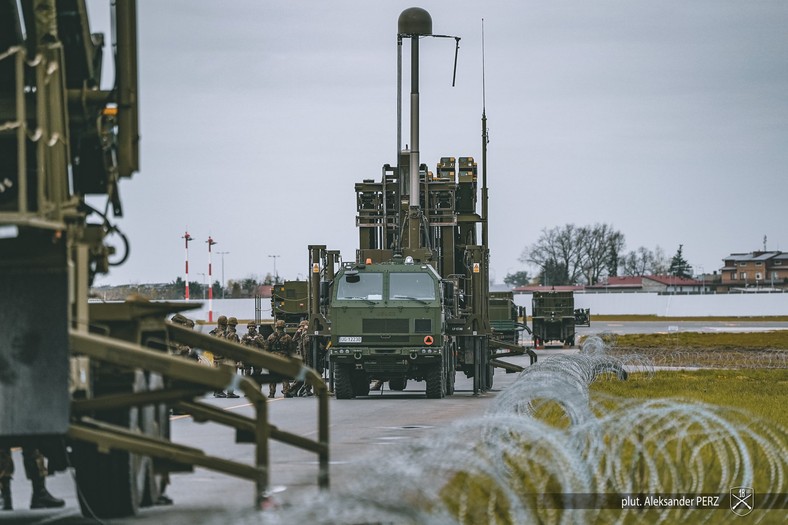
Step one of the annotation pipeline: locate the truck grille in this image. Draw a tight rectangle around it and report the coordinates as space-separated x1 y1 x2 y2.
363 318 409 333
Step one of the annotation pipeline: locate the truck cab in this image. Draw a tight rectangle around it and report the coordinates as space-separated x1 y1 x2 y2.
329 256 449 398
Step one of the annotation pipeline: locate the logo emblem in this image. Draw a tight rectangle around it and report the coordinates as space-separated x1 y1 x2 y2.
730 487 754 516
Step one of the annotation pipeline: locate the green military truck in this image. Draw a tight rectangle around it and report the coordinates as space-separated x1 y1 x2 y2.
328 258 450 399
531 290 576 347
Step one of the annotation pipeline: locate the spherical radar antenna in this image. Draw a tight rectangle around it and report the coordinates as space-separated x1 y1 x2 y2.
398 7 432 36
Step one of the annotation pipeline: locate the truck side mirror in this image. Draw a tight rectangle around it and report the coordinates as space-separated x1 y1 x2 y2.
320 280 331 306
443 281 454 307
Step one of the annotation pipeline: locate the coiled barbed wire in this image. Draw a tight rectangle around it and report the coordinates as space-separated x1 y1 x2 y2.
263 335 787 524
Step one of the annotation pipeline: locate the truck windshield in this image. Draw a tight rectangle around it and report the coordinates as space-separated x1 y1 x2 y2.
336 272 383 301
389 272 436 301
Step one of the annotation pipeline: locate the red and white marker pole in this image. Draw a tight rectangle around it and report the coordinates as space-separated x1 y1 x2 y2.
206 236 217 322
182 231 193 300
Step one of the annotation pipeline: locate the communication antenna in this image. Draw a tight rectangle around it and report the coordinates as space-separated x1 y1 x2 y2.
481 18 489 248
396 8 460 251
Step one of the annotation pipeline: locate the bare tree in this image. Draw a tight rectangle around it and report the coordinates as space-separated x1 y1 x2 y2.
581 224 625 285
520 224 586 285
521 223 624 285
619 246 669 276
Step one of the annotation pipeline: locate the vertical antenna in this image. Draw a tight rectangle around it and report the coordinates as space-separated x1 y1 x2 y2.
481 18 489 248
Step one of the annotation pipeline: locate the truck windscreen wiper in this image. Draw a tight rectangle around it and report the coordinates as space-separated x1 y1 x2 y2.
392 295 430 305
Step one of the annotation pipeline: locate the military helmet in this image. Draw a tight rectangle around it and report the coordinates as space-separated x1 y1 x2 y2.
247 321 256 328
275 319 285 329
171 313 189 325
217 315 228 326
228 316 238 326
299 320 309 328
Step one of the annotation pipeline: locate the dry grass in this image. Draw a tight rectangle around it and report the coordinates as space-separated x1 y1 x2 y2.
609 330 788 350
590 369 788 428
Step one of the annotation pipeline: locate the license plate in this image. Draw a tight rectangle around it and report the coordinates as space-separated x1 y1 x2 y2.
338 336 362 343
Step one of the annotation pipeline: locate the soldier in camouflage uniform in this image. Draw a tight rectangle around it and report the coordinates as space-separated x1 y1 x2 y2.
223 317 241 398
287 320 312 397
241 322 266 377
0 447 64 510
210 315 228 397
169 313 198 361
267 320 293 398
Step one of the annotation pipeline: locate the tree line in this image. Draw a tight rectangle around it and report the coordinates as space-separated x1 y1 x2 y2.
504 223 693 287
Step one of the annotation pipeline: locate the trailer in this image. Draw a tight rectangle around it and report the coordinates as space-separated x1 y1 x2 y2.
532 290 576 347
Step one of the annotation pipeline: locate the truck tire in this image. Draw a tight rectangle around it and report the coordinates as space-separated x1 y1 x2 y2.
334 364 354 399
389 377 407 391
425 362 445 399
73 370 153 518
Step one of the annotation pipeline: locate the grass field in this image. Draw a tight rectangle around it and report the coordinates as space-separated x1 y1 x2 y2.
439 333 788 525
589 369 788 426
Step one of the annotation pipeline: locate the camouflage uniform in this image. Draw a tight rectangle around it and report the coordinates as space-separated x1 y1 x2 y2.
210 315 228 397
222 317 241 398
267 320 293 398
169 313 198 361
0 447 63 510
241 322 266 377
289 320 312 396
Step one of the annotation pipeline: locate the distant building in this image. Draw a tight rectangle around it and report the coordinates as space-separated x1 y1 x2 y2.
584 275 705 294
584 276 643 292
512 285 585 294
719 251 788 292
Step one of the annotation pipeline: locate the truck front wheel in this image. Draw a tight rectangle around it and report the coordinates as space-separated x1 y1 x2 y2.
425 362 445 399
334 364 354 399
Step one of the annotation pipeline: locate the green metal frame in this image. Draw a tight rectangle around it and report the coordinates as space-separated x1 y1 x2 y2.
69 326 329 509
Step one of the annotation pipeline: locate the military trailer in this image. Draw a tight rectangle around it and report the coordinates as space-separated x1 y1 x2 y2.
261 279 310 338
489 291 525 345
304 8 529 399
531 290 576 347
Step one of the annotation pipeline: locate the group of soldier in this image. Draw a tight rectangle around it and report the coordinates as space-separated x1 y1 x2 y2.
171 314 317 399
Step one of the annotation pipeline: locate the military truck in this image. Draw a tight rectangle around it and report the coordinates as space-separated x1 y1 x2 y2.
304 8 529 399
531 290 576 347
328 258 450 398
0 1 327 517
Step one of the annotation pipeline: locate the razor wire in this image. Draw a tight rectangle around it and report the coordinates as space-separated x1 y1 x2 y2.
262 335 786 524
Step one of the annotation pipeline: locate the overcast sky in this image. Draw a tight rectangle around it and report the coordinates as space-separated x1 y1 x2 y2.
87 0 788 287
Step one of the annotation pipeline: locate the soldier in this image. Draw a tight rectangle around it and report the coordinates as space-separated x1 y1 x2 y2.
210 315 228 397
0 447 64 510
169 313 198 361
267 320 293 398
289 320 312 397
241 321 266 377
222 317 241 398
241 321 265 349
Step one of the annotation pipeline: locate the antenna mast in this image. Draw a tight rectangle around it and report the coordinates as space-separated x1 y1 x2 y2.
481 19 489 248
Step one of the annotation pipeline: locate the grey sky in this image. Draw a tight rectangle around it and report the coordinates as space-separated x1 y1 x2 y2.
88 0 788 287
